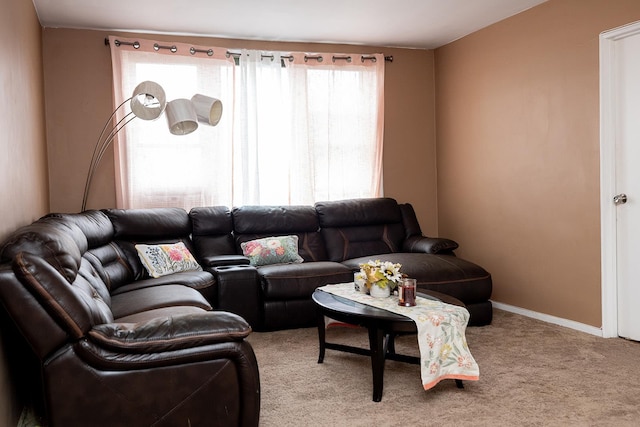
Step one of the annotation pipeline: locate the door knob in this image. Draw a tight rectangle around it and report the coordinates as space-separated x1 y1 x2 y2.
614 194 628 205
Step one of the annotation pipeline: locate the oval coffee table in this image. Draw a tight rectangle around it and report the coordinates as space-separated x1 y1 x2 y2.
312 288 465 402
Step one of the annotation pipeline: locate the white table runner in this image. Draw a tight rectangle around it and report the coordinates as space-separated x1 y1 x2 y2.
318 282 479 390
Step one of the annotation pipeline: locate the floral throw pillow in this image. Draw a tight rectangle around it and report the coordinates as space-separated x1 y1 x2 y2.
135 242 202 278
240 235 304 267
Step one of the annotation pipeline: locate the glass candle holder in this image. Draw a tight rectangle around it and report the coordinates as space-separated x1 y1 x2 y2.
398 278 417 306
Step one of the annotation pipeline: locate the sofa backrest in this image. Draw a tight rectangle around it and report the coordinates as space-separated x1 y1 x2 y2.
232 205 328 262
189 206 237 258
104 208 196 286
0 214 115 358
315 197 406 262
398 203 423 239
46 211 124 297
0 217 85 274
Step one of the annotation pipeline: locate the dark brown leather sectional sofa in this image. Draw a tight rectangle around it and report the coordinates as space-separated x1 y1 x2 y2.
0 196 491 426
192 197 492 331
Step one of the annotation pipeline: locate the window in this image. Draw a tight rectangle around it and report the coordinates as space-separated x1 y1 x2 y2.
110 37 384 209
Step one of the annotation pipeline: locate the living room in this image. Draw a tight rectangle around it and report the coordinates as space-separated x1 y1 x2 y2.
2 0 640 425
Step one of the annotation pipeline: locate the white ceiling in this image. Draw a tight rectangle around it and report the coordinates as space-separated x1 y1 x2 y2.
32 0 548 50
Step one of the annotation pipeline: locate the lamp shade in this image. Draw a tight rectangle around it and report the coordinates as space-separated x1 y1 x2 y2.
191 94 223 126
165 99 198 135
130 81 166 120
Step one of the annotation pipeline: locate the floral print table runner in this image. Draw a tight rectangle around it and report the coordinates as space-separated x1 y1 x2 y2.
318 282 479 390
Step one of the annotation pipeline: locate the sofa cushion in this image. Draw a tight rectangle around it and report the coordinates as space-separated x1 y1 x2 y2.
135 242 202 278
189 206 237 259
315 198 405 262
105 208 200 284
316 197 403 227
105 208 192 239
233 205 328 262
46 211 115 249
110 284 211 319
0 219 86 282
258 262 352 300
82 242 135 292
241 235 304 267
110 271 215 296
12 252 114 338
44 212 136 293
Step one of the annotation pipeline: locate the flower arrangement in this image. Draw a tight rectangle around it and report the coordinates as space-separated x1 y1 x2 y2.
357 260 403 291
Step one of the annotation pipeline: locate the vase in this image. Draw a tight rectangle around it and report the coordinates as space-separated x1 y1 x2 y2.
369 285 390 298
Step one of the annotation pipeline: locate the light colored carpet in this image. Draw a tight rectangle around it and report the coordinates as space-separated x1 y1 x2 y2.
246 309 640 426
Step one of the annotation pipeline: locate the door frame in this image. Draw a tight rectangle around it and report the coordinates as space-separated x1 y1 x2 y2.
600 20 640 338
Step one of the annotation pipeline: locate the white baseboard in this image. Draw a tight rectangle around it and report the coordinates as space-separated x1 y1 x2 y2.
491 301 603 337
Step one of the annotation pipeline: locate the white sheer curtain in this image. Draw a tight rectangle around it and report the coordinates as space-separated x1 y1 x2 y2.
109 36 235 209
286 52 385 202
234 51 385 205
110 36 384 209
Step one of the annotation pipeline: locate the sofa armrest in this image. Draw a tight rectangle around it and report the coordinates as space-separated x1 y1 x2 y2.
69 337 261 427
211 265 262 329
200 254 251 268
88 311 251 353
403 236 459 254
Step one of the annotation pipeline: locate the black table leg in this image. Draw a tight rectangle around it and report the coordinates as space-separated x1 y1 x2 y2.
368 326 386 402
317 312 326 364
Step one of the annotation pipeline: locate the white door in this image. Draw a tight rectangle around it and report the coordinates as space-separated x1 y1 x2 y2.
600 21 640 340
615 32 640 340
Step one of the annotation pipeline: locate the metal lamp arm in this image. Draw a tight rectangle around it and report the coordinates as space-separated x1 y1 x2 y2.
80 80 222 211
81 98 134 211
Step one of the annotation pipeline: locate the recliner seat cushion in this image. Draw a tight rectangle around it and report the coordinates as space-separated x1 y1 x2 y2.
110 284 211 319
258 262 352 300
110 271 215 296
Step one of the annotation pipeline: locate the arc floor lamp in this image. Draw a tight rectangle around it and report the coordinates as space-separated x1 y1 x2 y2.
81 81 223 211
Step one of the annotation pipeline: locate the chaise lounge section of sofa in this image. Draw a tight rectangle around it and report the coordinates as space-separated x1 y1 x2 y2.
316 198 493 326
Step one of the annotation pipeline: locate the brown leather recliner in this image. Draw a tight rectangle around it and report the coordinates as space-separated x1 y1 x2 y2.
0 209 260 426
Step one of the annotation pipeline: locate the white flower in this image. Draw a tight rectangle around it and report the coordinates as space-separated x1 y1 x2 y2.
358 259 403 290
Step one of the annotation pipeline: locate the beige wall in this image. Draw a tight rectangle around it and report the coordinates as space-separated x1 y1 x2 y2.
0 0 49 424
42 29 439 235
435 0 640 327
0 1 49 237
